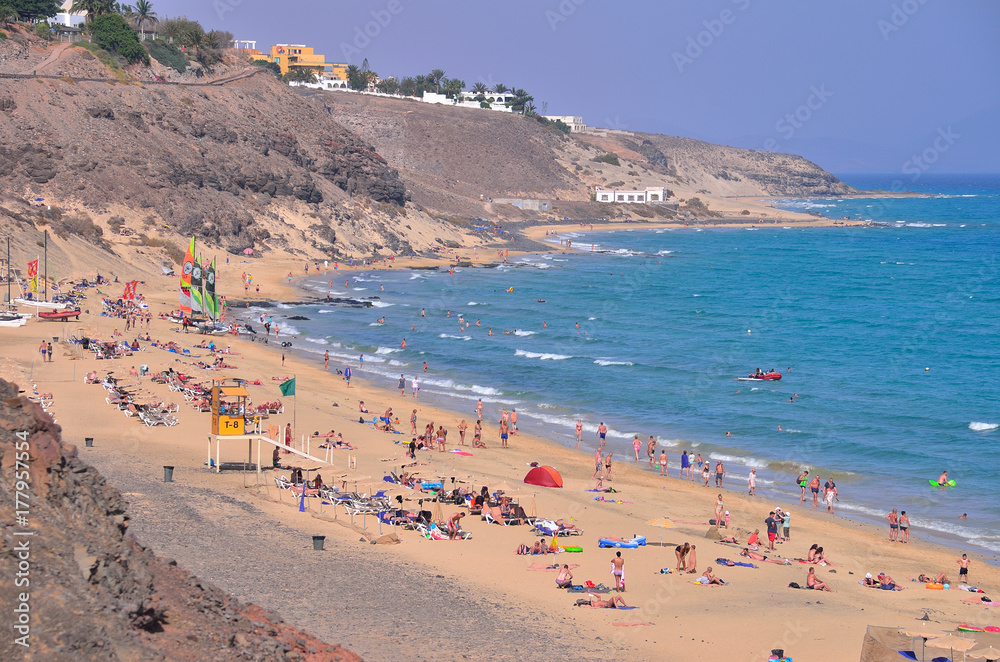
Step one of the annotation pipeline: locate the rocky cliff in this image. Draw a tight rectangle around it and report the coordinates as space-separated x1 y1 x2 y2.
0 377 361 662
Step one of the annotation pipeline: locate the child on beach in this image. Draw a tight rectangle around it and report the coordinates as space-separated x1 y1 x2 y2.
958 554 970 583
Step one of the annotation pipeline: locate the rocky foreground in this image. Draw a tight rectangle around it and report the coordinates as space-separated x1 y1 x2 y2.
0 377 360 662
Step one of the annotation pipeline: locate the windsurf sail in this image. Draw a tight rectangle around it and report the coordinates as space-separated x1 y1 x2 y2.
205 257 218 321
191 255 204 314
179 237 194 314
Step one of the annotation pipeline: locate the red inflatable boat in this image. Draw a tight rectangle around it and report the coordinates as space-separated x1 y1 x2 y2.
738 371 782 381
38 309 81 321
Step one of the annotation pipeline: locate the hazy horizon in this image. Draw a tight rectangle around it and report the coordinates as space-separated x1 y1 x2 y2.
165 0 998 176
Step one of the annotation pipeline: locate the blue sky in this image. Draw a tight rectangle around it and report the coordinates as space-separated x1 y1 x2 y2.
174 0 998 174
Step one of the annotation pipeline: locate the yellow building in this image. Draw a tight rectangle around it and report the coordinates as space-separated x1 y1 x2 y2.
256 44 348 80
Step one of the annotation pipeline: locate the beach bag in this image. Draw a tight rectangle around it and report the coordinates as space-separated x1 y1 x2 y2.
788 582 801 589
516 544 529 555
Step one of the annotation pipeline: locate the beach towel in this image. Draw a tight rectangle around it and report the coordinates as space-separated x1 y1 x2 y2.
593 496 634 505
568 586 610 593
859 581 904 591
963 597 1000 606
449 449 473 456
715 558 757 568
528 563 580 572
613 621 655 626
588 488 619 493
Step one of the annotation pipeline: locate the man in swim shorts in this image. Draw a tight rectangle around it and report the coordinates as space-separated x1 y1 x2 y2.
809 475 821 508
765 512 779 552
597 422 607 449
886 508 899 542
715 460 725 488
647 436 656 468
592 449 603 480
447 512 465 540
899 510 910 543
499 419 509 449
958 553 970 583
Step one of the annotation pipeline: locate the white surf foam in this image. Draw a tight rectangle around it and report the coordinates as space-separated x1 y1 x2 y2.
594 359 634 367
515 349 572 361
969 422 999 432
375 346 401 354
369 301 394 308
708 453 770 469
439 333 472 341
513 330 537 336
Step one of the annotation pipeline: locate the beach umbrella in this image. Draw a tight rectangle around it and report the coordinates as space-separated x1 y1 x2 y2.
903 626 944 640
431 500 444 523
967 645 1000 660
526 496 537 519
243 248 254 255
926 634 978 654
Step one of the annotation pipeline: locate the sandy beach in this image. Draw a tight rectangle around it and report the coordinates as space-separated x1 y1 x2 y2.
3 252 998 662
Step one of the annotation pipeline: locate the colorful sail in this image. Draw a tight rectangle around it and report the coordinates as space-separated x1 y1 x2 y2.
191 255 204 314
27 259 38 293
205 258 218 320
179 237 194 314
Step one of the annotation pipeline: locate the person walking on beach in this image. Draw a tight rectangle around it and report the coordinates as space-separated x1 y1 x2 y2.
899 510 910 543
886 508 899 542
510 409 517 435
476 399 483 422
575 420 583 449
647 436 656 468
681 450 691 479
702 462 711 487
824 478 837 514
344 365 352 387
458 419 467 445
47 342 53 362
611 551 625 592
592 449 603 480
410 409 418 435
632 435 642 462
398 374 406 396
284 423 292 451
499 418 509 448
604 453 613 480
39 340 47 362
714 460 725 488
659 449 668 476
323 350 329 371
597 422 607 449
748 468 757 496
412 375 419 398
809 475 821 508
765 511 779 552
797 470 810 502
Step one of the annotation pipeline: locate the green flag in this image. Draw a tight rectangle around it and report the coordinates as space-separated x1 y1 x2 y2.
279 378 296 397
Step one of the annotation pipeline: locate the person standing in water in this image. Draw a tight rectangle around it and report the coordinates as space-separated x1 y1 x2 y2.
632 435 642 462
575 419 583 448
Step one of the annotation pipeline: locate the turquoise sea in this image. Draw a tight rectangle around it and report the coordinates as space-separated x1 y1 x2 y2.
269 174 1000 556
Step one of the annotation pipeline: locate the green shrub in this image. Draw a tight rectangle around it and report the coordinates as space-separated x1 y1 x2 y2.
0 31 8 41
72 41 122 73
593 153 620 166
89 13 149 65
251 58 281 78
146 40 188 74
35 22 52 41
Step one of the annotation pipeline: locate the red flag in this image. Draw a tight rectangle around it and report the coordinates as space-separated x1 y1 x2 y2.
123 281 138 300
27 260 38 277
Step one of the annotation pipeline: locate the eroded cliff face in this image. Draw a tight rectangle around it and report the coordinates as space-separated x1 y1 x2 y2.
0 378 361 662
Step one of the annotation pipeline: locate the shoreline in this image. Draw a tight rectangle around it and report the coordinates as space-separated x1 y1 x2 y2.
3 224 998 660
269 257 1000 564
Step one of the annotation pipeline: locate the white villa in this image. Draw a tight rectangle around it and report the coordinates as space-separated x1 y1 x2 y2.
594 186 670 204
51 0 86 27
542 115 587 132
421 91 513 112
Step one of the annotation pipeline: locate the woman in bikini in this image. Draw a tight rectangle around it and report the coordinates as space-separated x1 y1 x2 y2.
740 548 787 565
675 542 690 572
632 435 642 462
604 453 613 480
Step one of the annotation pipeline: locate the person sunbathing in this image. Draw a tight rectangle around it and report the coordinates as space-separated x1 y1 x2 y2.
806 567 833 592
917 573 949 584
877 573 896 589
530 541 544 555
806 545 833 565
554 519 580 531
359 401 369 413
588 594 628 608
695 567 725 585
740 548 789 565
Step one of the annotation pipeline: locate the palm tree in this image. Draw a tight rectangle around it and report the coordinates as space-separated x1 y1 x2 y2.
471 82 487 94
522 101 537 117
132 0 157 40
429 68 445 92
492 83 509 95
71 0 115 22
0 4 18 24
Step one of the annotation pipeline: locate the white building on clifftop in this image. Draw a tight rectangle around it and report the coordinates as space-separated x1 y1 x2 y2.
594 186 669 204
